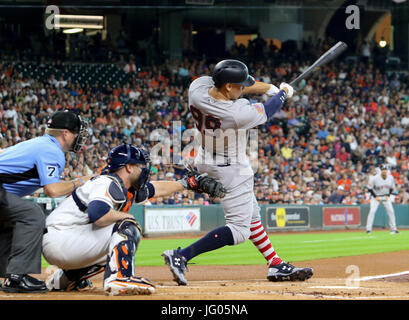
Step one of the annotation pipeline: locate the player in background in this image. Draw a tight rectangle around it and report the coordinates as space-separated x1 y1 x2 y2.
43 144 225 296
365 164 399 234
162 59 313 286
0 111 94 293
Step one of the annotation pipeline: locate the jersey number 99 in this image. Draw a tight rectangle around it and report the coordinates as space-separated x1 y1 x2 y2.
190 105 221 133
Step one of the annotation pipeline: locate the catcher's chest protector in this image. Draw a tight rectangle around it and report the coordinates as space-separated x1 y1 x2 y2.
105 173 135 213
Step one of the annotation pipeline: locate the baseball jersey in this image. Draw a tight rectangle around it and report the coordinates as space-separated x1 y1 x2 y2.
0 134 65 197
368 174 395 197
46 174 153 228
189 76 267 160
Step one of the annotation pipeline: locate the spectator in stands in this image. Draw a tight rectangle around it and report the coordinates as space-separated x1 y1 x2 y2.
1 35 409 205
327 185 345 204
336 146 350 163
124 57 137 73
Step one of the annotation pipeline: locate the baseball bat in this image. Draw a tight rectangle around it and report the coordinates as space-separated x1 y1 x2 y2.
290 41 348 89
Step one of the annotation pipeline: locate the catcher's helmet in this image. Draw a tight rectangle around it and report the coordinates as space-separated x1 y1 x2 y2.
105 144 150 173
212 59 255 88
105 144 152 191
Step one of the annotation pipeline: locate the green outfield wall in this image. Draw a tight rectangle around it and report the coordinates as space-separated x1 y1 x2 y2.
30 197 409 235
129 203 409 235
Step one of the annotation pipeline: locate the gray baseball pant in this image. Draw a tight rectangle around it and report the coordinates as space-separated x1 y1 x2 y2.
0 189 45 277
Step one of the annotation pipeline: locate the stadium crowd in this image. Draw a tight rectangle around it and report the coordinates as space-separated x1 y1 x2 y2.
1 35 409 206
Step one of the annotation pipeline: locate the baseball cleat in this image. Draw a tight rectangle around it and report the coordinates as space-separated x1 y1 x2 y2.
162 248 188 286
267 262 313 282
46 268 97 292
69 279 94 292
104 276 155 296
390 230 399 234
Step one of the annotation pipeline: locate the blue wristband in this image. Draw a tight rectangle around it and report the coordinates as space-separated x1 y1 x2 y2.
264 89 287 118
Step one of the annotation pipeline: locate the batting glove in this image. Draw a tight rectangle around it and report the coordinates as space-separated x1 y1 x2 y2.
266 84 280 96
279 82 294 98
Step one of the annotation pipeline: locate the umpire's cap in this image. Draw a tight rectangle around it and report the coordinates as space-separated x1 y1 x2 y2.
105 144 151 173
47 110 81 133
212 59 255 88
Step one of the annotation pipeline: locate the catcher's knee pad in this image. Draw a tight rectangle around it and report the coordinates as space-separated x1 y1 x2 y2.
226 223 250 245
112 218 141 247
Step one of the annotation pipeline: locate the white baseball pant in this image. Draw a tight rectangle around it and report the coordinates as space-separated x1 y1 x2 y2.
43 224 114 270
366 196 397 232
196 161 261 245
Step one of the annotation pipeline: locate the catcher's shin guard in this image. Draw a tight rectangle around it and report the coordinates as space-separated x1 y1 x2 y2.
103 219 155 295
104 219 141 282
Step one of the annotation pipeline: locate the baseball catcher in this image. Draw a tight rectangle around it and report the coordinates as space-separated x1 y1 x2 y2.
42 144 226 296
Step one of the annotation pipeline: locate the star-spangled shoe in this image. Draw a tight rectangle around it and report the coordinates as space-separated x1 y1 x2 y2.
162 247 188 286
267 262 314 282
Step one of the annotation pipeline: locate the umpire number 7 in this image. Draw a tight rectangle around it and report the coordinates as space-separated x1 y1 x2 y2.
47 166 57 177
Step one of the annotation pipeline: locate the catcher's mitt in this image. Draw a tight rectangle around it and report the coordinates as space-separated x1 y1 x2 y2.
179 170 227 198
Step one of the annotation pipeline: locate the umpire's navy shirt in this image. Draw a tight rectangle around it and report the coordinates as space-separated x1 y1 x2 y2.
0 134 65 197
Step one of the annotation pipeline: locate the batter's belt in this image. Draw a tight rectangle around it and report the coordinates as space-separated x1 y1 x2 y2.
198 147 234 167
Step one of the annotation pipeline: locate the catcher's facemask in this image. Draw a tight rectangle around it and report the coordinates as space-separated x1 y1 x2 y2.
134 149 151 190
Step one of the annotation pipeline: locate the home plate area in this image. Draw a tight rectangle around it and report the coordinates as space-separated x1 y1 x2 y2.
1 251 409 300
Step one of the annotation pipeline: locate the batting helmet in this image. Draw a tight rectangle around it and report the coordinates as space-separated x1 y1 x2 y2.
105 144 150 173
212 59 255 88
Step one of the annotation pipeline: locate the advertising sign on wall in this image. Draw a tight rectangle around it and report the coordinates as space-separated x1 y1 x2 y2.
145 207 201 233
266 206 310 229
323 207 361 227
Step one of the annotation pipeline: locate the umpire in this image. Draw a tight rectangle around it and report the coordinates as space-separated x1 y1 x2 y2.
0 110 93 293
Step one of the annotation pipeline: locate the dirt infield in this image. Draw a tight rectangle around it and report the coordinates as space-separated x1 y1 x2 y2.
1 250 409 300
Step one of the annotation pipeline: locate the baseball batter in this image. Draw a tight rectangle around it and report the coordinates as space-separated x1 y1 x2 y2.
162 59 313 285
366 164 399 234
43 144 225 295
